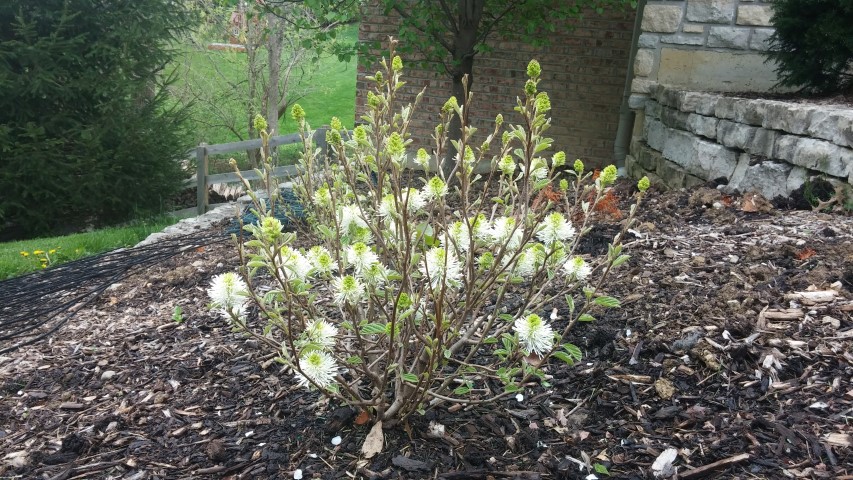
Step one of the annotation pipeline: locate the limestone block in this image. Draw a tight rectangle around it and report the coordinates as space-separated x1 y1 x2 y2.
737 5 773 26
645 117 667 151
642 5 684 33
656 158 689 187
646 100 663 120
749 28 774 51
638 33 661 49
625 154 643 177
634 49 656 77
661 33 705 46
661 129 738 179
658 48 781 92
786 166 809 195
682 24 705 33
678 91 719 115
774 136 853 178
714 97 739 120
728 159 793 199
629 94 649 110
749 128 779 157
661 106 690 130
762 103 819 135
725 153 751 192
708 26 750 49
632 78 655 94
806 108 853 148
686 0 735 24
654 85 680 108
687 113 719 139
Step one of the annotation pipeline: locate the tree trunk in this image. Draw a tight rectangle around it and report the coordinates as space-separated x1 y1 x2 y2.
266 15 283 139
442 0 484 180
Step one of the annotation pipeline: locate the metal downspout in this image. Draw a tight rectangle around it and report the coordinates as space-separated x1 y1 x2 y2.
614 0 647 175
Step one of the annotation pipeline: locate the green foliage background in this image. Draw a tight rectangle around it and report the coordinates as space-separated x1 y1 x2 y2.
0 0 194 238
765 0 853 93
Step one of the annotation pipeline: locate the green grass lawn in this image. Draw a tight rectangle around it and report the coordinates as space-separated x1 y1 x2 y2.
0 216 179 280
172 23 358 171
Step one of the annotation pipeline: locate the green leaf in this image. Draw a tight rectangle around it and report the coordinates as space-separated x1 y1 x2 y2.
483 336 498 344
612 254 630 267
401 373 418 383
562 343 583 361
551 351 575 365
453 386 471 395
594 463 610 475
565 294 575 313
578 313 595 322
360 323 386 335
346 356 364 365
594 296 621 308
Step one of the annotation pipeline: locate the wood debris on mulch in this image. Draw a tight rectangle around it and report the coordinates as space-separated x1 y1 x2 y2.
1 183 851 479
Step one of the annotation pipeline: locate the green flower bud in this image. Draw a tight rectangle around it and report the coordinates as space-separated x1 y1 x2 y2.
260 216 283 241
353 125 368 146
524 79 537 96
638 176 650 192
326 129 342 146
552 151 566 167
495 113 503 126
527 59 541 79
375 71 384 84
463 145 475 165
290 104 305 122
535 92 551 113
442 96 458 114
330 117 343 131
387 132 405 156
397 292 412 310
559 178 569 192
367 91 381 109
416 148 430 169
477 252 495 270
253 114 268 132
499 155 516 176
573 159 584 175
599 164 618 187
392 55 403 72
502 131 511 146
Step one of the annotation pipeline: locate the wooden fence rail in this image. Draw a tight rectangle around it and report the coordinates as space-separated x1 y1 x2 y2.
193 128 329 215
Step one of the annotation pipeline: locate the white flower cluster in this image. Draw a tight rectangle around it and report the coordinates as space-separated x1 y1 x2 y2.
207 272 249 320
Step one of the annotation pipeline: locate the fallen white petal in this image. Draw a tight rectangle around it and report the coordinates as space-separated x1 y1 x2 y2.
293 468 303 480
516 393 524 402
331 435 342 446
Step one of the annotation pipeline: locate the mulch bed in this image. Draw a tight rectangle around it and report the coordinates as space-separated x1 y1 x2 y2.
1 182 852 479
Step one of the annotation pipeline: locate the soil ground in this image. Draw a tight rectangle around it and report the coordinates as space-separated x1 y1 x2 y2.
1 182 851 479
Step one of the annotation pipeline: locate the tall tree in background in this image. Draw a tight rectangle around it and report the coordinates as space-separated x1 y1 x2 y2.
0 0 193 238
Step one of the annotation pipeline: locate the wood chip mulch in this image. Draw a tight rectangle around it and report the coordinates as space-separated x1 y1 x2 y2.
1 183 851 479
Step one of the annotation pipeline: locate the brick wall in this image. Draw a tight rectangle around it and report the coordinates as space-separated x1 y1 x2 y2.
357 3 637 168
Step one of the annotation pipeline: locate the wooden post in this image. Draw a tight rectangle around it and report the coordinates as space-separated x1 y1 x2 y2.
196 143 208 215
315 126 329 160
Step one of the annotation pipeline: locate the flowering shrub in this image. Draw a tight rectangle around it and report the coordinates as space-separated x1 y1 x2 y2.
209 40 650 425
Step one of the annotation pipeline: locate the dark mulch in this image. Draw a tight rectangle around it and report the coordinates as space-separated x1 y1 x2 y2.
2 181 852 479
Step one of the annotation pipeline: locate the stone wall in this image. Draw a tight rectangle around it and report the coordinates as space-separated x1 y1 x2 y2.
630 0 779 110
625 85 853 199
357 3 636 167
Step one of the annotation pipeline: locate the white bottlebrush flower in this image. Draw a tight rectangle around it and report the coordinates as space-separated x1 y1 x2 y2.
378 193 397 218
306 246 337 274
361 262 389 287
498 155 516 176
563 256 592 281
442 220 472 253
512 246 539 278
488 216 523 251
378 189 425 218
415 148 431 170
295 350 337 389
536 212 576 245
403 188 425 214
208 272 248 311
337 204 367 232
421 176 447 202
420 247 462 289
304 319 337 349
333 275 365 304
514 313 555 357
346 242 378 274
280 246 312 281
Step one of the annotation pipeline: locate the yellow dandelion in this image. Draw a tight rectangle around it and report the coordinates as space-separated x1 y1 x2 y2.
49 249 56 254
33 250 44 255
20 251 29 257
